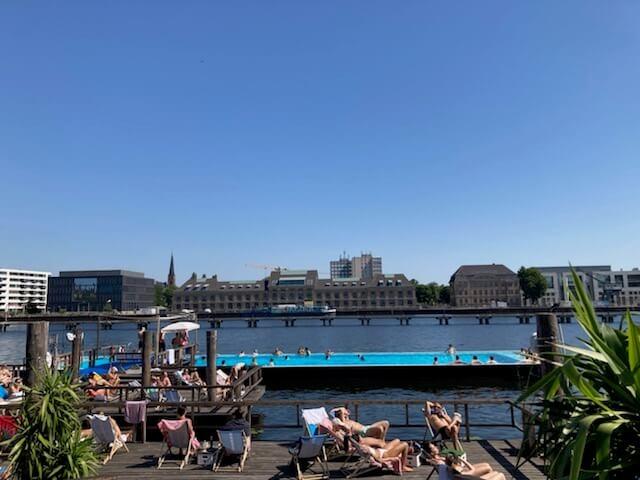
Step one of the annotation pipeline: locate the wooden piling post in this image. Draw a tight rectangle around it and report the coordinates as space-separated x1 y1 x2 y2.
70 327 83 382
207 330 218 401
536 313 560 375
142 330 152 391
25 321 49 387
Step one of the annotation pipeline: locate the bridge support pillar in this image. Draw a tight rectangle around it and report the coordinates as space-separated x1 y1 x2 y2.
210 319 222 328
360 317 370 326
322 318 333 327
477 315 491 325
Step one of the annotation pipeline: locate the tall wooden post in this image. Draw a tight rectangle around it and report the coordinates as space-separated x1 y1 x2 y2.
70 327 83 382
536 313 560 375
142 330 153 390
25 321 49 387
207 330 217 401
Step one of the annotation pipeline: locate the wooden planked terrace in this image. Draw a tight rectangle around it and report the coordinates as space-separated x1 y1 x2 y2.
93 439 546 480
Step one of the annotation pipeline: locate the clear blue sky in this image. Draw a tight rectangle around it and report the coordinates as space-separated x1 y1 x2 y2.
2 1 639 284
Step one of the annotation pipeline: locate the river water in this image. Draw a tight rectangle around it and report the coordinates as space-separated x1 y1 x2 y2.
0 316 628 440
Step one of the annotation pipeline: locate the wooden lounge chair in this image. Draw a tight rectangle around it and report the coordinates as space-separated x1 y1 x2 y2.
157 419 195 470
289 435 329 480
88 414 130 464
212 429 251 472
341 436 402 478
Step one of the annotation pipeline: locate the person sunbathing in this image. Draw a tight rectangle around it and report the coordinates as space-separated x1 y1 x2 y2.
359 437 414 473
86 377 107 401
424 442 505 479
331 407 390 440
424 401 463 450
106 367 120 386
175 405 200 451
443 454 505 480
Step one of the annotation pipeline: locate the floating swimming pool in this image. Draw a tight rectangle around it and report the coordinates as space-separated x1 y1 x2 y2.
82 350 526 374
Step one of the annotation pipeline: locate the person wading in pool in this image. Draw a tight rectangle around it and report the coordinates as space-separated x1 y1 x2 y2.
330 407 390 441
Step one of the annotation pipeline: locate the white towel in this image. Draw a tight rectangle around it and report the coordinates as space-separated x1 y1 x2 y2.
166 349 175 365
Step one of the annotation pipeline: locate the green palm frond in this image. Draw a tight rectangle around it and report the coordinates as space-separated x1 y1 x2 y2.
519 268 640 480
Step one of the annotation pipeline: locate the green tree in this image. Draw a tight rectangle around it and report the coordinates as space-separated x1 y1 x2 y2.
5 368 99 479
438 285 451 304
163 285 176 309
518 266 547 304
518 269 640 479
154 284 166 306
102 301 113 312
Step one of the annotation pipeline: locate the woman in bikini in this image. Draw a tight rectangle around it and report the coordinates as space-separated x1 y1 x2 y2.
424 442 505 479
361 437 414 473
424 401 463 450
331 406 390 441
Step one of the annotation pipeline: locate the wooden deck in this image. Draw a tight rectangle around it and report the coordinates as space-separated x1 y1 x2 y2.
93 440 546 479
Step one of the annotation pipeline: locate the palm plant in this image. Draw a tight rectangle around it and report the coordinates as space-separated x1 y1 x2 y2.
518 269 640 479
3 368 98 479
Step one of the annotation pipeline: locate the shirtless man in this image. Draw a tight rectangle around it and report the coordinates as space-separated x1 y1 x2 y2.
331 407 390 441
424 401 463 451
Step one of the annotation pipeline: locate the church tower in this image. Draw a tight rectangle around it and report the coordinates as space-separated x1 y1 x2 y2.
168 253 176 287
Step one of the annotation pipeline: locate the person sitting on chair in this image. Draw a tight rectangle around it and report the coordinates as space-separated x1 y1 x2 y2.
331 406 390 441
424 401 463 451
424 442 506 479
176 405 200 451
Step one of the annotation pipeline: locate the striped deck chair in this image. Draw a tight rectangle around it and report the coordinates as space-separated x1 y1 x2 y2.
212 429 251 472
157 419 196 470
341 436 402 479
88 414 130 464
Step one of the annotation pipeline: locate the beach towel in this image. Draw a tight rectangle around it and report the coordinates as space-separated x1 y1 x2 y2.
124 400 147 425
157 419 200 450
166 349 175 365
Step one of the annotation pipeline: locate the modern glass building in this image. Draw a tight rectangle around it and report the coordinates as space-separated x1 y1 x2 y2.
47 270 155 312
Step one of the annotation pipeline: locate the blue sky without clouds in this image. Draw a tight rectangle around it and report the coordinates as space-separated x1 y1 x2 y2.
1 1 639 284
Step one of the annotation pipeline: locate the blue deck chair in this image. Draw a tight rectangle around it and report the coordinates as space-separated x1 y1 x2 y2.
289 435 328 480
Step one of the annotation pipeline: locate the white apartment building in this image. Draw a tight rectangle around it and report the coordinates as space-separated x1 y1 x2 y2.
0 268 51 312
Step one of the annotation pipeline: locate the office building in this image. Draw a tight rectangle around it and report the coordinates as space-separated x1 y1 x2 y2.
534 265 640 307
47 270 155 312
0 268 51 312
172 269 415 313
450 264 521 307
330 253 382 280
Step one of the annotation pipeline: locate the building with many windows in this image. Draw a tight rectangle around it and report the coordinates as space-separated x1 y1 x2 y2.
330 253 382 280
0 268 51 312
47 270 156 312
172 269 415 313
449 264 521 307
533 265 640 307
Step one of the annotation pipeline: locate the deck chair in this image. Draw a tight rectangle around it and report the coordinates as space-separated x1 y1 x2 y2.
289 435 329 480
341 436 402 479
302 408 344 458
422 404 451 443
212 429 250 472
88 414 129 464
162 389 184 403
157 419 195 470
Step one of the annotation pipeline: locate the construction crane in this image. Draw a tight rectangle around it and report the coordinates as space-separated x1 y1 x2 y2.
245 263 286 273
245 263 330 276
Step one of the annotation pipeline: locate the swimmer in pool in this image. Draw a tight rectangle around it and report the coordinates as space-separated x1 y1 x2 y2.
433 356 439 365
453 355 466 365
471 355 482 365
487 356 497 364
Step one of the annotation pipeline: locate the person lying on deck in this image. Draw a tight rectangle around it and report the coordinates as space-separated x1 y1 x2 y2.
86 377 107 401
330 407 390 440
106 366 120 386
424 401 463 451
358 436 414 473
424 442 505 480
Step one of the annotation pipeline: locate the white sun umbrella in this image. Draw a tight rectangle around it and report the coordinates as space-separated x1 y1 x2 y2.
161 321 200 333
159 320 200 366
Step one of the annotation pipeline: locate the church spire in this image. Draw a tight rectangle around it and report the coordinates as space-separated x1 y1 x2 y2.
168 253 176 287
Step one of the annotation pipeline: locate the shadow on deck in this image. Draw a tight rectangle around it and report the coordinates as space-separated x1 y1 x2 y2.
94 439 546 480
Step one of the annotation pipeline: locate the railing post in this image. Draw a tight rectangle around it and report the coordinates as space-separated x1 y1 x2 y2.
464 403 470 441
142 330 152 394
70 327 83 383
25 321 50 387
206 330 217 401
405 403 409 427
